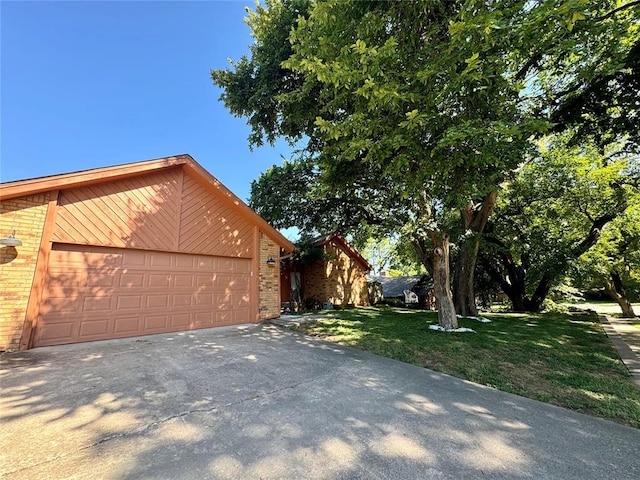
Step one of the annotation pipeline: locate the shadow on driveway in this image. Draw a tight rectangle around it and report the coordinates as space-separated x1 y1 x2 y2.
1 323 639 479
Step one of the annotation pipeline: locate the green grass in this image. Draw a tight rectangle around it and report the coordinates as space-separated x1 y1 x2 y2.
566 300 639 317
293 306 640 429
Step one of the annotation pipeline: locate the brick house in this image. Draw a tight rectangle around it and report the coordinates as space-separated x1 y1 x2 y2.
281 233 371 309
0 154 294 351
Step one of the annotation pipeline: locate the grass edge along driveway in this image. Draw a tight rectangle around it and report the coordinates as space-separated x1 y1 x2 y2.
292 306 640 429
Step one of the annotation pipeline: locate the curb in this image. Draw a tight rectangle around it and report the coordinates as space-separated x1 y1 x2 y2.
599 314 640 389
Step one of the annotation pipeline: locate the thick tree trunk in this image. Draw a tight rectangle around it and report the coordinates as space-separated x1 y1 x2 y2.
430 232 458 329
453 192 498 317
482 206 619 313
454 244 478 317
605 272 637 318
524 275 554 312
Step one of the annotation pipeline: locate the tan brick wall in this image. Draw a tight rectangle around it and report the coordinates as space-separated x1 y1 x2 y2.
258 232 280 320
304 241 370 307
0 193 51 351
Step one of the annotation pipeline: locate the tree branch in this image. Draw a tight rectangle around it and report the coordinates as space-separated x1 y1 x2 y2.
594 1 640 21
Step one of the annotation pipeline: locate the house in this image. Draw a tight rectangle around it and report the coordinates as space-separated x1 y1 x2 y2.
0 154 295 351
281 233 371 309
368 274 435 309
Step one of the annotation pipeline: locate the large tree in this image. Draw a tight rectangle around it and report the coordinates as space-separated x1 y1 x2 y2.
573 203 640 317
213 0 639 326
215 0 536 328
480 137 637 312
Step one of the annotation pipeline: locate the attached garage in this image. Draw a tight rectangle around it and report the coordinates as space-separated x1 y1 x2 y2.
0 155 294 351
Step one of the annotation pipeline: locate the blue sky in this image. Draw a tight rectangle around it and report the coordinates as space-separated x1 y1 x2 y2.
1 0 293 203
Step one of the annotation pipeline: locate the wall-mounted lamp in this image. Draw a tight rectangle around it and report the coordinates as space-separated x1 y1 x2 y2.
0 230 22 247
266 256 277 266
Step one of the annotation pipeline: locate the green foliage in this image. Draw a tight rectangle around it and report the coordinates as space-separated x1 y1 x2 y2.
214 0 639 316
482 135 636 310
289 233 327 265
211 0 315 148
574 201 640 302
359 236 425 275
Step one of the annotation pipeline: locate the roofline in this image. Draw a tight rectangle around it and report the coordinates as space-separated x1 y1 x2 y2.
0 154 191 200
313 232 372 271
0 154 295 252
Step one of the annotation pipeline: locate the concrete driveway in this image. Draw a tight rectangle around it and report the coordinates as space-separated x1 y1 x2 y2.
1 324 639 480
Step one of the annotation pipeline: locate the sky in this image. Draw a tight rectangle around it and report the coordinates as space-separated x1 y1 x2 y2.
0 0 294 203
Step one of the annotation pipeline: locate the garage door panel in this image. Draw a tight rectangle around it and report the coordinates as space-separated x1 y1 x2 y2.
234 309 250 323
41 296 81 315
195 293 213 305
114 317 142 334
37 322 75 344
144 315 169 331
216 311 232 324
150 255 171 268
122 250 146 266
85 273 116 287
35 245 253 347
116 295 143 310
147 295 169 308
172 294 192 307
83 296 112 312
233 259 251 272
197 258 214 270
119 273 145 288
171 314 191 328
175 256 195 268
79 319 110 337
175 274 195 287
217 258 234 271
194 311 214 325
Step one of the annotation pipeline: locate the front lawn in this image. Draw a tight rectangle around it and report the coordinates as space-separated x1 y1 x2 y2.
293 306 640 428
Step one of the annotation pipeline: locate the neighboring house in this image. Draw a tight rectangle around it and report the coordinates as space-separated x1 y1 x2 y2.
0 154 295 351
281 233 372 309
368 274 435 309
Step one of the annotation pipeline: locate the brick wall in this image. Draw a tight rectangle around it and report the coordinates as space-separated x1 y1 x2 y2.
304 241 370 307
0 193 51 351
258 232 280 320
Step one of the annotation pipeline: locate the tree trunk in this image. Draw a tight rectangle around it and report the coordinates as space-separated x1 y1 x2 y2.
524 275 554 312
430 232 458 329
454 243 478 317
605 272 637 318
453 192 498 317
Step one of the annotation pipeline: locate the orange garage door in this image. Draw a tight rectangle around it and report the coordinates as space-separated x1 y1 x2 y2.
33 244 252 347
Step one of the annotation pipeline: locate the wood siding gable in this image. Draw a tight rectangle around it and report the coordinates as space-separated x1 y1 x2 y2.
51 166 254 257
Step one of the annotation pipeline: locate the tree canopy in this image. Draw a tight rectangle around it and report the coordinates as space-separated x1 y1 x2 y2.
213 0 640 323
481 135 637 312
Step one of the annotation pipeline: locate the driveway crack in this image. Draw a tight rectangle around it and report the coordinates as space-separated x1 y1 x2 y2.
2 368 339 477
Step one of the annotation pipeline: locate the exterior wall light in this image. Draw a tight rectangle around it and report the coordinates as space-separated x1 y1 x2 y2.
266 256 277 266
0 230 22 247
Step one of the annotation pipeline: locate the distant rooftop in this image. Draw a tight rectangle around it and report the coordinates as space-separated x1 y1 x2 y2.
368 275 426 298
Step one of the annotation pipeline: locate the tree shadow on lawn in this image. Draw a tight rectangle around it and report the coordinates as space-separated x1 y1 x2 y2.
298 307 640 428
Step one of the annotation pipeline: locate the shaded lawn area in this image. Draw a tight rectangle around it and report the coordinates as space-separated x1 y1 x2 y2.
293 306 640 429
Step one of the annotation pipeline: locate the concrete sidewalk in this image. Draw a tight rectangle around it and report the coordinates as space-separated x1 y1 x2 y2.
2 323 639 479
599 315 640 388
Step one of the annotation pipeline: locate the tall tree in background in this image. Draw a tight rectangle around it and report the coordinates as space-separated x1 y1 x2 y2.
213 0 639 326
573 202 640 317
481 137 637 312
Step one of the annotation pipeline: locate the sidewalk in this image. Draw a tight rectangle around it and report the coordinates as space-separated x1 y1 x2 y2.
599 315 640 389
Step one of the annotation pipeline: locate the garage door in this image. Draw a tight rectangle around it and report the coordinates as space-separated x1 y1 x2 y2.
33 244 252 347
